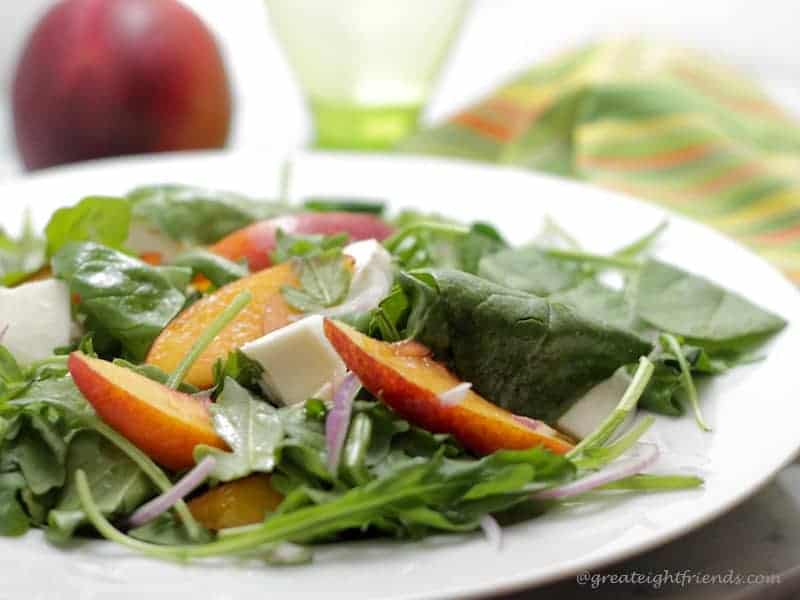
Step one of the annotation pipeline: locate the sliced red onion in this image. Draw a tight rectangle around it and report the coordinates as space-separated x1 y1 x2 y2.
326 372 361 474
438 382 472 406
533 443 659 500
127 455 217 528
512 415 543 431
479 514 503 551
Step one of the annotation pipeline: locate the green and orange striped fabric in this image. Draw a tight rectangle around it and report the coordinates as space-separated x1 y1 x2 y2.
401 39 800 283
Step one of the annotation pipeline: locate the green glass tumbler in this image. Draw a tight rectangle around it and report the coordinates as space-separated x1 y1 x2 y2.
265 0 469 150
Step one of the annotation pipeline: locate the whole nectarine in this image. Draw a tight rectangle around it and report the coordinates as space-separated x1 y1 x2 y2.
13 0 231 170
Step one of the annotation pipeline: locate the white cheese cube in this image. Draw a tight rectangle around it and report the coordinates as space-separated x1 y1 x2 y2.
0 279 73 364
240 314 346 406
556 369 633 440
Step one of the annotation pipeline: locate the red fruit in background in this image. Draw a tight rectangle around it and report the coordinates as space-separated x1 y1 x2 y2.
12 0 232 170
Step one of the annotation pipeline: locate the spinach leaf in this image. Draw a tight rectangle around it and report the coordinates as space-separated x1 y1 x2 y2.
170 249 248 288
48 430 152 540
479 245 584 296
45 197 131 257
52 242 189 361
550 279 647 335
281 255 352 313
195 379 284 482
400 269 653 423
0 214 46 287
270 229 349 264
635 259 786 349
128 185 290 245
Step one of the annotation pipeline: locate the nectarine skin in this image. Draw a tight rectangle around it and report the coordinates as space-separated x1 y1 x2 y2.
68 352 227 470
323 320 573 456
13 0 231 170
146 262 300 388
188 475 283 530
209 213 394 271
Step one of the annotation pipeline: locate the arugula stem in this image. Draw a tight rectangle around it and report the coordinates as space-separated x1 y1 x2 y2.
90 419 203 540
541 216 581 249
573 415 655 470
567 357 654 459
613 220 668 259
166 290 252 389
383 222 471 253
598 473 703 491
544 249 641 270
78 468 466 560
662 333 711 432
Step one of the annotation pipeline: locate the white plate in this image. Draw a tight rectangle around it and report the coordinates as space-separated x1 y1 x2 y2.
2 151 800 600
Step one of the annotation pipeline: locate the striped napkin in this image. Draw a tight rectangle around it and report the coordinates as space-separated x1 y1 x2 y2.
401 39 800 284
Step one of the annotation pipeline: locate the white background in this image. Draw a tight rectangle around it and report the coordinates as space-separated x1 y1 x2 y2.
1 0 799 176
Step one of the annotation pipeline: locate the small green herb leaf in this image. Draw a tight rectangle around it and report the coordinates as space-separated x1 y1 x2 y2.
270 229 349 264
281 254 352 312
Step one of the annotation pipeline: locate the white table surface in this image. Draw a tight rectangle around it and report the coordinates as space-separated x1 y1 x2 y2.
1 2 800 597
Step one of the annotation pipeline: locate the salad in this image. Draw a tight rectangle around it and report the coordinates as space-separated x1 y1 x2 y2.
0 185 786 562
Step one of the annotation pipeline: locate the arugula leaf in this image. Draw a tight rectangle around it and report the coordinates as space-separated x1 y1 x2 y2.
195 379 284 482
1 414 69 495
281 255 352 313
48 430 153 540
170 249 248 288
635 259 786 349
128 185 290 245
303 198 385 215
0 214 46 287
0 473 30 536
45 196 131 257
52 242 189 361
400 269 653 423
270 229 349 264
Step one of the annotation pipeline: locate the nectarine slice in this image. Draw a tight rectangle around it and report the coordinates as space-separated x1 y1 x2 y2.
68 352 226 470
188 474 283 530
209 212 394 271
146 262 299 388
323 320 573 456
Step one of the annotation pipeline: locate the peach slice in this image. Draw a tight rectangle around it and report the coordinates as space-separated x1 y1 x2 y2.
68 352 227 470
323 320 573 456
188 474 283 530
208 212 394 271
146 262 299 388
